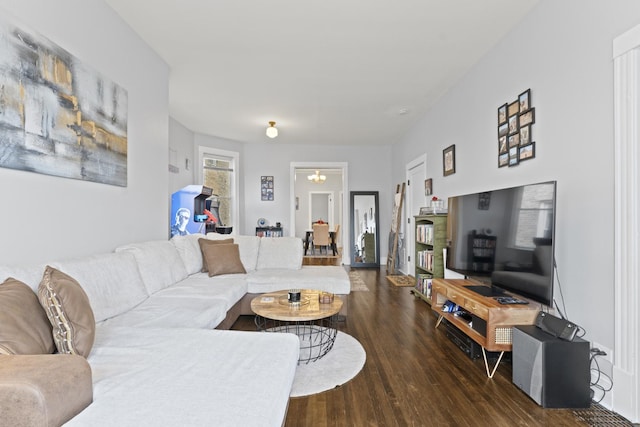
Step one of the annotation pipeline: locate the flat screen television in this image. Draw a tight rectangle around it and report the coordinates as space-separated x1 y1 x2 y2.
446 181 556 307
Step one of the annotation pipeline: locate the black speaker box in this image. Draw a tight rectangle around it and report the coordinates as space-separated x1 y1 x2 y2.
512 325 590 408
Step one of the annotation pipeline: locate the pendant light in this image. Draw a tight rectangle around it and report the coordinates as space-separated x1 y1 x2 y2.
266 121 278 138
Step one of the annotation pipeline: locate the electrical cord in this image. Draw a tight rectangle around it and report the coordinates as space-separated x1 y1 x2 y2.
590 348 613 403
553 257 569 320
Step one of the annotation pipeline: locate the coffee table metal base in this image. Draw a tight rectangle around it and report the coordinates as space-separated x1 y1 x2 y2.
255 316 338 364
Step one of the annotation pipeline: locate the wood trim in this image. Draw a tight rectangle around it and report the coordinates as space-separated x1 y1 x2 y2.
613 32 640 423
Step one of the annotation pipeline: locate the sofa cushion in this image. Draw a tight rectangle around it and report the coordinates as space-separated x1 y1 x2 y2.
51 252 148 322
201 243 246 277
99 294 228 329
0 354 93 427
64 326 299 427
0 278 55 355
38 266 96 358
155 274 248 311
0 264 46 293
247 266 351 294
256 236 303 270
197 238 234 272
170 234 204 274
207 233 261 272
116 240 189 294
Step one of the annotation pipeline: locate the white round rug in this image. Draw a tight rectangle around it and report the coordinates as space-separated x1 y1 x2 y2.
290 331 366 397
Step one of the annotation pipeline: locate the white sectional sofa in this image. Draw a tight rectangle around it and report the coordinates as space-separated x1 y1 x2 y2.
0 233 351 426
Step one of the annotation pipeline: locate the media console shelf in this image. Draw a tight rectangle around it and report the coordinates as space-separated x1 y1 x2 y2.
431 278 539 378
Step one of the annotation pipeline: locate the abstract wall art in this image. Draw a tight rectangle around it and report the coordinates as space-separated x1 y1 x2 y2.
0 16 128 186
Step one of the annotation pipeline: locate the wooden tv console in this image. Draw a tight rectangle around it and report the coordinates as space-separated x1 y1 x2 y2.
431 278 539 378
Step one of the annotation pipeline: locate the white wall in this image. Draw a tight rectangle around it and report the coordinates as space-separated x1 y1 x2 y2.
393 0 640 396
182 135 393 262
168 117 195 194
0 0 169 265
242 143 391 257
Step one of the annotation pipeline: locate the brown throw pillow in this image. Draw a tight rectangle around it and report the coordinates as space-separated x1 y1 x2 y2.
0 278 55 355
198 238 234 272
37 266 96 358
201 243 247 277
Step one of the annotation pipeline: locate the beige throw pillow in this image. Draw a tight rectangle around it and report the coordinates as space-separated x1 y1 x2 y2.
198 238 234 272
0 278 55 355
201 243 247 277
37 266 96 358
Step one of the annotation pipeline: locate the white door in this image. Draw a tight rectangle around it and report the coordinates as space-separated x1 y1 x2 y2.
406 155 427 276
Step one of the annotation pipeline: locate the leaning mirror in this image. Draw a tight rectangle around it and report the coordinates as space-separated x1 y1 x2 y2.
350 191 380 267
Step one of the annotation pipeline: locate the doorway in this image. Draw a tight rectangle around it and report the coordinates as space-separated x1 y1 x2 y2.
290 162 349 265
406 155 427 276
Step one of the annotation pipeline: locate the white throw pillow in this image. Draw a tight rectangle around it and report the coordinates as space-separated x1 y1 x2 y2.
256 237 303 270
116 241 189 295
170 234 203 275
51 252 148 322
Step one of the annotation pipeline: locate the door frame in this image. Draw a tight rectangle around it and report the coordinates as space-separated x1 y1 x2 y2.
405 154 427 276
290 162 349 265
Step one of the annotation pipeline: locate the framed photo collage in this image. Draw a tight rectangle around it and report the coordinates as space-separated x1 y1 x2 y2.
497 89 535 168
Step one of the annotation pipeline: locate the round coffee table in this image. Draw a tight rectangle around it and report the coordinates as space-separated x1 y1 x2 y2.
251 289 343 364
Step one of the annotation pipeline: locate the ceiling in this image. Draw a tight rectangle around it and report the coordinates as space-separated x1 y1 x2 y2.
105 0 538 146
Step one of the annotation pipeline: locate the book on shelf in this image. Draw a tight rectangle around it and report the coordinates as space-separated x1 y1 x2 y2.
415 274 433 298
417 249 434 271
416 224 434 245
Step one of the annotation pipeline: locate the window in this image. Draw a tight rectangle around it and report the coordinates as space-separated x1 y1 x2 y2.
198 147 238 228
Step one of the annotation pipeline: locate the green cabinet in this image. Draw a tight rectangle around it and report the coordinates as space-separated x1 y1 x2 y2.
411 215 447 305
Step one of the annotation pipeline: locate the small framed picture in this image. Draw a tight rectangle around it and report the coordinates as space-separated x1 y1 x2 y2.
519 89 531 112
519 125 531 145
519 142 536 161
261 176 274 201
498 152 509 168
498 103 508 125
443 144 456 176
508 146 519 167
498 122 509 138
508 101 519 117
508 114 519 135
519 108 535 127
498 135 507 154
424 178 433 196
508 133 520 148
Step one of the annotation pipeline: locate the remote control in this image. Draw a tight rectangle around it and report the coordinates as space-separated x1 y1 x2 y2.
495 296 529 305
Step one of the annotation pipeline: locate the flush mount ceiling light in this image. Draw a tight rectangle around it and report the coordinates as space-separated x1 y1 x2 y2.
266 121 278 138
307 170 326 183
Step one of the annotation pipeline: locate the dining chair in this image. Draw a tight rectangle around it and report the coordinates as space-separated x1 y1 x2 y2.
312 223 330 255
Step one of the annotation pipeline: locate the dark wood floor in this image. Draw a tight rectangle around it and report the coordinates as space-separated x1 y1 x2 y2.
232 267 589 427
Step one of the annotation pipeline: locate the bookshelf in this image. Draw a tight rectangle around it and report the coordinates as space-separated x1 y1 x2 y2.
411 215 447 305
255 226 283 237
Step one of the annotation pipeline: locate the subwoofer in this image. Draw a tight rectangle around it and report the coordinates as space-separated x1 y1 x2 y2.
512 325 590 408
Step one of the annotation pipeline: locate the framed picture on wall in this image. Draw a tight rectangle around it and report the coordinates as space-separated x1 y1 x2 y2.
519 142 536 161
498 103 508 125
424 178 433 196
519 89 531 112
519 108 535 127
261 176 274 201
443 144 456 176
519 125 531 145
